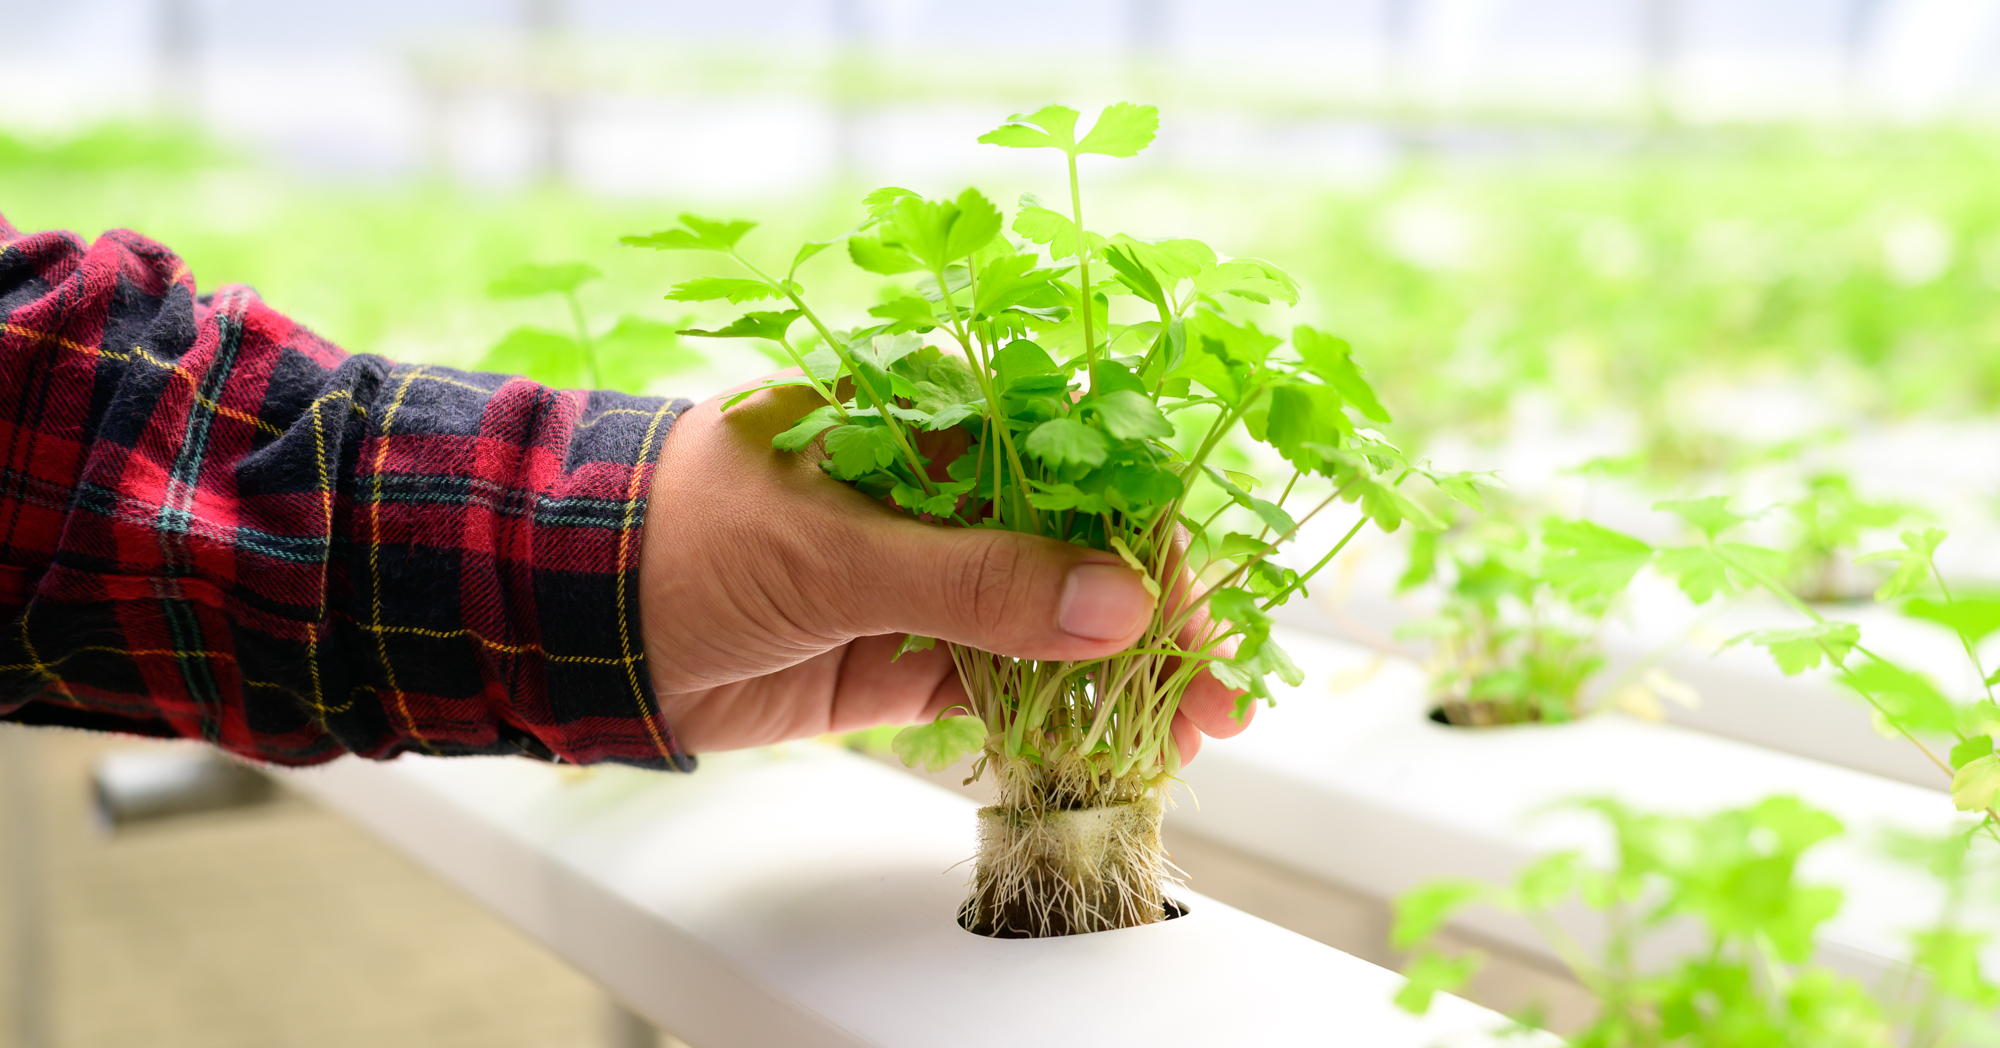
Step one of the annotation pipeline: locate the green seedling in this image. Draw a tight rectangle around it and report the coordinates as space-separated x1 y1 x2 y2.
626 103 1475 937
1394 797 1899 1047
1780 471 1922 603
479 261 703 392
1399 504 1695 727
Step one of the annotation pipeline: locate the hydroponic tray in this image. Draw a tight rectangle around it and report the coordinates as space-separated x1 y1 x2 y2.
283 741 1534 1047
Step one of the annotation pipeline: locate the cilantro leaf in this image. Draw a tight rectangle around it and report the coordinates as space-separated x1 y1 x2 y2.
1014 195 1104 260
678 309 801 342
1655 496 1750 539
1952 753 2000 813
487 261 601 300
978 104 1081 152
1903 596 2000 647
891 715 987 773
1541 520 1654 600
620 213 757 252
1075 102 1159 157
1091 389 1172 441
1294 325 1389 422
1023 417 1109 469
1856 527 1948 600
848 234 922 275
1725 622 1860 675
478 326 584 387
665 277 786 304
771 404 844 452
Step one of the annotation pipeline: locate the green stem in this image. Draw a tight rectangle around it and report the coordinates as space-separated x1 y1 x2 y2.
1933 566 1995 702
733 250 935 498
936 263 1038 532
1711 541 1958 779
562 290 600 388
1067 150 1096 371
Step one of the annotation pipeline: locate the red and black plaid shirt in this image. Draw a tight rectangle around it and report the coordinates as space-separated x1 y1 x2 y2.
0 214 694 770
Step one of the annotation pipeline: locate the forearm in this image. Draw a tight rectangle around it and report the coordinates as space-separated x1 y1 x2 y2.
0 214 693 769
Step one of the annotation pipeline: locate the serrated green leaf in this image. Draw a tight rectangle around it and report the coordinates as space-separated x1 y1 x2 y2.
771 404 844 452
1952 753 2000 812
1951 733 1993 771
1652 545 1733 603
621 213 756 252
1293 325 1389 423
1102 244 1167 306
1075 102 1159 157
1430 472 1485 514
822 423 900 478
861 186 920 223
790 240 833 275
665 276 786 305
1856 527 1948 601
1394 950 1482 1016
1841 658 1958 736
892 634 936 660
1542 520 1654 599
478 326 584 387
1193 258 1299 306
973 253 1067 318
720 376 818 410
1904 596 2000 647
891 715 987 773
596 314 704 391
1265 383 1351 467
945 188 1002 261
1513 851 1585 910
848 234 922 275
487 261 601 300
1013 195 1105 261
678 309 802 342
1725 622 1859 675
1655 496 1749 539
991 338 1060 392
1023 417 1108 469
1091 389 1172 441
1167 340 1240 403
978 105 1080 152
1392 880 1489 950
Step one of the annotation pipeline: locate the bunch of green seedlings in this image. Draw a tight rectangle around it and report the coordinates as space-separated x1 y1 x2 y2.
1394 796 2000 1047
623 104 1473 937
478 261 703 392
1779 471 1922 604
1398 505 1695 727
1400 497 2000 1038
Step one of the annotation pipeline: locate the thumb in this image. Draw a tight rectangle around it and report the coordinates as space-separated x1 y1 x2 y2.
835 516 1156 661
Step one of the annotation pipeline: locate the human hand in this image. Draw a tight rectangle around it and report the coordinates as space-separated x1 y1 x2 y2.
636 377 1251 761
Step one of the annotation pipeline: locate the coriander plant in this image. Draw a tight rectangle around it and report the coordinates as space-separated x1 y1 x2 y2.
1399 507 1694 727
1393 797 1899 1047
479 261 703 392
624 104 1470 937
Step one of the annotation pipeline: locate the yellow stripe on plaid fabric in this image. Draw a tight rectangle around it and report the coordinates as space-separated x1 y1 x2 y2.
2 323 287 437
615 398 681 763
367 366 434 752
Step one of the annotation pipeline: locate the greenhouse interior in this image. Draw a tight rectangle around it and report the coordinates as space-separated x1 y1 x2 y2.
9 0 2000 1045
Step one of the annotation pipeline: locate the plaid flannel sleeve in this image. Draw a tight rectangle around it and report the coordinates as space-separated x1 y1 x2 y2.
0 215 695 771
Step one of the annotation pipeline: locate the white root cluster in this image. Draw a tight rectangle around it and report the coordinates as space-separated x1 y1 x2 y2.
961 793 1180 938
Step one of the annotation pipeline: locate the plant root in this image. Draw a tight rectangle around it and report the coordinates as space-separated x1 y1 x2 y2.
960 792 1178 938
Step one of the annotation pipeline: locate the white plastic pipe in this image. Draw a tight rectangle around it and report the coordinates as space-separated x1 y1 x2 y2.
283 741 1536 1048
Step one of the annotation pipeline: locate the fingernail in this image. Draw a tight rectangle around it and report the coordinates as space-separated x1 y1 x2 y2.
1060 562 1153 641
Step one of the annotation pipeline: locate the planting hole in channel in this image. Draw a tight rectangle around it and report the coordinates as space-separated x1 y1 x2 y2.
956 897 1191 939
